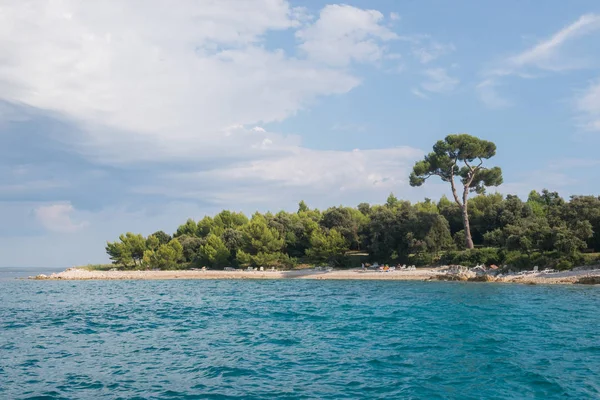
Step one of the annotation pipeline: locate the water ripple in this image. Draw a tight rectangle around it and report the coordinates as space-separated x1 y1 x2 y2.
0 280 599 399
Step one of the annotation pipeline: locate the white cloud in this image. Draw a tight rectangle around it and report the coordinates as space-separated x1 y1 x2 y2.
389 12 400 21
0 1 364 164
476 79 511 109
411 88 429 99
412 41 455 64
508 13 600 71
130 145 436 211
479 13 600 110
296 4 398 66
420 68 459 93
576 80 600 131
211 146 421 189
34 203 88 233
0 1 459 268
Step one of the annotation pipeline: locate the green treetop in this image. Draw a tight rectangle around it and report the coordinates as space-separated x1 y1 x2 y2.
410 134 503 249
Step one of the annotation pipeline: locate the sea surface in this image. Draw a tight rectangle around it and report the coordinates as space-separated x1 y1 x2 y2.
1 271 599 399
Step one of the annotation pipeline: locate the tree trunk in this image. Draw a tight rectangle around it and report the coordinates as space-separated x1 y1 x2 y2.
461 204 474 249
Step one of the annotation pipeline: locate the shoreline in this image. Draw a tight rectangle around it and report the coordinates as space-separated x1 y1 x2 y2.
30 267 600 285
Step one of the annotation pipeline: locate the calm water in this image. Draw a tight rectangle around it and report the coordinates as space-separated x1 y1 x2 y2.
1 276 599 399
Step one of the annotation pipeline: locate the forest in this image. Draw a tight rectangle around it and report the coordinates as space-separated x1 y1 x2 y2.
105 190 600 271
105 135 600 271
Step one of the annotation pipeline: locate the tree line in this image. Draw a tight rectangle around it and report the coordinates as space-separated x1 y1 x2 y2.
105 190 600 271
105 134 600 271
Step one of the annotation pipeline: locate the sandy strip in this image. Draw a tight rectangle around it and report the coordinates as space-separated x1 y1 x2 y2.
31 268 600 284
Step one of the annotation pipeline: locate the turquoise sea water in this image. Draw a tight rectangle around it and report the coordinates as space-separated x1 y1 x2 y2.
1 274 599 399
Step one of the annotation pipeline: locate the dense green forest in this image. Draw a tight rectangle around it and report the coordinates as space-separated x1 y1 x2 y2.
105 135 600 271
105 190 600 271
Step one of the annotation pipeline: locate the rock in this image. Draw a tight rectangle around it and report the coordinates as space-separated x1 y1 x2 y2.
467 274 496 282
576 276 600 285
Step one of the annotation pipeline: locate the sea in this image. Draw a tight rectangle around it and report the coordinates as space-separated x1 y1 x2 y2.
1 268 599 399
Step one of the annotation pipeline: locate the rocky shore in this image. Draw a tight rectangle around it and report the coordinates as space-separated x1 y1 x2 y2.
30 266 600 284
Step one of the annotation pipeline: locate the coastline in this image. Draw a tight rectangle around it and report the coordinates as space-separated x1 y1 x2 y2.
31 267 600 285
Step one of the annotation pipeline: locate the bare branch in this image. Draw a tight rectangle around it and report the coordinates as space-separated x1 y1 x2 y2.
464 159 474 172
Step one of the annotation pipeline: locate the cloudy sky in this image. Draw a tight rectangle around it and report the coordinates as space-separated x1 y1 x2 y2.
2 0 600 267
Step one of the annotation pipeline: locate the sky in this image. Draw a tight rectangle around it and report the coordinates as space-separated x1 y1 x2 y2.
2 0 600 268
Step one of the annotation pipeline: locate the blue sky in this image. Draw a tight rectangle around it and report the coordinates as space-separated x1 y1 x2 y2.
2 0 600 267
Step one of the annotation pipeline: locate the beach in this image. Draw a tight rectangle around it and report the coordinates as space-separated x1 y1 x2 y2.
33 267 600 284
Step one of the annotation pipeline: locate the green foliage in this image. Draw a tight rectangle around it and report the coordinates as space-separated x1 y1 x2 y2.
221 228 244 258
105 186 600 272
305 228 349 266
197 216 214 238
106 232 146 267
320 206 367 250
408 252 435 266
235 249 253 267
298 200 309 213
555 259 573 271
151 230 172 245
406 212 454 255
441 248 502 267
409 134 502 191
386 193 400 208
143 239 184 270
175 218 198 238
357 202 371 216
414 198 438 214
78 264 115 271
146 235 160 251
198 234 230 267
212 210 248 236
242 214 285 254
177 235 204 263
410 134 503 249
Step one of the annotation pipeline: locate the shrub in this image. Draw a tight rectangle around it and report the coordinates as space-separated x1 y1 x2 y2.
439 248 501 266
503 251 532 270
581 253 600 266
408 253 435 266
555 259 573 271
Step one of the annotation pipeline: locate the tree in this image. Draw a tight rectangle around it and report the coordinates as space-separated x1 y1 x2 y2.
213 210 248 235
146 235 160 251
176 234 204 262
198 234 230 267
298 200 309 213
174 218 198 237
143 239 184 270
357 202 371 216
305 228 349 266
242 214 285 254
386 193 400 208
236 214 289 267
363 202 415 262
562 195 600 251
151 230 172 245
410 134 503 249
106 232 147 267
221 228 244 256
407 212 454 256
320 206 368 250
414 198 438 214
